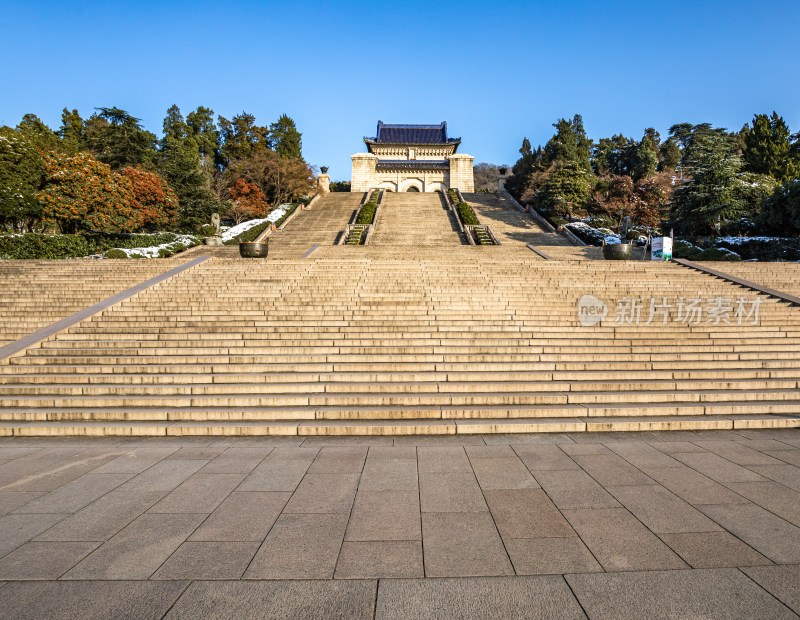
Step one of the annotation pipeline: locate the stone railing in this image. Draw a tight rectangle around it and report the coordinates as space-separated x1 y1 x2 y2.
448 189 499 246
497 188 584 246
254 196 316 243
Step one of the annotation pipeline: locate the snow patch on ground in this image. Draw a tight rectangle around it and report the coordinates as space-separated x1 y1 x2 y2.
116 234 199 259
219 205 293 242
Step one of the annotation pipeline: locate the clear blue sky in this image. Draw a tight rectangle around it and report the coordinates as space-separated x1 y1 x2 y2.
2 0 798 179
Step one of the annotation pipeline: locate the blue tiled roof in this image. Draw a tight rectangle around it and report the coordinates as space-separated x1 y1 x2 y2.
376 160 450 170
365 121 461 144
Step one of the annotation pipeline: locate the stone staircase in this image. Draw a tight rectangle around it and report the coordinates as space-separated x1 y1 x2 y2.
696 262 800 298
1 256 798 436
0 260 185 348
370 192 463 246
268 193 365 254
463 192 571 247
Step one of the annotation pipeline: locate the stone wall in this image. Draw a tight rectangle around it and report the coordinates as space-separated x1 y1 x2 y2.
448 154 475 192
351 154 378 192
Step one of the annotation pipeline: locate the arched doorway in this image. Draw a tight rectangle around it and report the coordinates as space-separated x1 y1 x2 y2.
405 186 420 192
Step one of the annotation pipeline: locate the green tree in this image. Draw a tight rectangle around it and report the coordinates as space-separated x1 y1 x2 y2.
631 133 658 181
0 126 46 231
85 107 157 169
58 108 85 154
542 114 592 171
519 137 532 156
218 112 270 165
535 161 593 218
17 114 60 152
760 179 800 236
671 131 746 234
658 138 681 172
270 114 303 159
186 106 220 177
162 104 190 141
742 112 797 181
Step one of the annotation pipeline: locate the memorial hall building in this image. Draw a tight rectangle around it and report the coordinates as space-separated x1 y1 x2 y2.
351 121 474 193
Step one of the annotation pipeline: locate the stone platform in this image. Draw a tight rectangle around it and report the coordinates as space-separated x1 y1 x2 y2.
0 430 798 618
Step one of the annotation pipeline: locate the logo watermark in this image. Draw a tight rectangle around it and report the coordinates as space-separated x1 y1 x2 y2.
577 295 762 326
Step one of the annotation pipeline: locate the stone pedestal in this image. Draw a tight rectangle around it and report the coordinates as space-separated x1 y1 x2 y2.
448 154 475 192
318 174 330 194
351 154 378 192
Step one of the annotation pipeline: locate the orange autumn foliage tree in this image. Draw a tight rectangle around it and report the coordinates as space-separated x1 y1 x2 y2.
38 152 179 233
120 167 179 230
229 178 268 224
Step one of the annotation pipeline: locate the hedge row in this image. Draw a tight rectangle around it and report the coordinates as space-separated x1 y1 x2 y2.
355 191 380 225
449 190 479 226
0 232 193 259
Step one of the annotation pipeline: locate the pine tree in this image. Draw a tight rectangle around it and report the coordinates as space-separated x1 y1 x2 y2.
85 107 156 170
742 112 797 182
542 114 593 171
270 114 303 160
58 108 85 154
162 104 189 141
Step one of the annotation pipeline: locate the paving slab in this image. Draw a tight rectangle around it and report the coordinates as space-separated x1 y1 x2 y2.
649 440 709 454
693 440 786 466
12 472 132 514
200 447 272 473
642 466 750 505
744 464 800 492
358 457 418 491
147 472 245 514
34 490 164 542
562 508 688 572
484 488 574 539
763 450 800 467
376 575 585 620
605 484 722 533
236 448 317 492
345 490 421 541
658 531 772 568
566 568 796 620
283 473 360 513
152 541 259 579
724 480 800 527
63 513 205 579
743 565 800 615
0 580 188 620
0 541 99 579
393 435 485 446
605 441 684 469
512 443 580 471
419 472 487 512
421 512 512 577
190 491 290 541
0 491 42 516
365 446 417 460
335 541 423 578
416 446 472 472
165 445 227 460
91 447 178 473
482 433 575 444
533 469 620 509
244 513 349 579
469 456 539 490
505 537 602 575
308 446 368 473
570 453 656 486
115 459 206 493
672 452 767 483
0 512 65 557
165 580 376 620
697 502 800 564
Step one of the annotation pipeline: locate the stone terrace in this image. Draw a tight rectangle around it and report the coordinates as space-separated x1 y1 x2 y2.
0 430 798 618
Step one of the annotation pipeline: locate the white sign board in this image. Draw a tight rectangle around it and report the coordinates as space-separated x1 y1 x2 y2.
652 237 673 261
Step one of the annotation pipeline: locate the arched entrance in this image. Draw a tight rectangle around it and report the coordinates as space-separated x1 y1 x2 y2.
405 186 420 192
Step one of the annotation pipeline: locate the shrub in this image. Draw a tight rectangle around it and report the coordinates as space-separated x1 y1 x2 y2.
355 191 380 225
0 233 91 259
105 248 128 259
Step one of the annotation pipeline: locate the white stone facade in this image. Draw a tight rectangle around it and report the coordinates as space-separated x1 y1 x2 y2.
350 122 474 193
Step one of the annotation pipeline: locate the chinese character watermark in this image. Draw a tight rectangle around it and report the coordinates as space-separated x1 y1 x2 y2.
577 295 762 326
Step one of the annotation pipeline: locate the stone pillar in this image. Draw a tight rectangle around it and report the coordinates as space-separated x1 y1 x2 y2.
351 154 378 192
498 167 509 191
448 154 475 192
317 174 330 194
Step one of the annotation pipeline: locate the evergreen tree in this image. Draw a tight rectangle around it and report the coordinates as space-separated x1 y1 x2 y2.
519 138 532 156
742 112 797 181
270 114 303 160
658 138 681 172
535 161 593 218
162 104 190 141
85 107 157 169
186 106 220 177
218 112 270 165
631 133 658 181
58 108 85 154
0 126 46 231
671 131 746 234
16 114 60 152
542 114 592 171
760 179 800 236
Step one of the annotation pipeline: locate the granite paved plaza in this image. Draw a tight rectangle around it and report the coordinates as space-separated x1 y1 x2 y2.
0 429 799 619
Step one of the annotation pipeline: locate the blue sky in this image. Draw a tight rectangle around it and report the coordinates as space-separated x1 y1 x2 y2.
1 0 798 179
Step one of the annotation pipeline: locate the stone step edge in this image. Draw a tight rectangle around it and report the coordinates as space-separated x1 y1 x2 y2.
1 414 797 436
